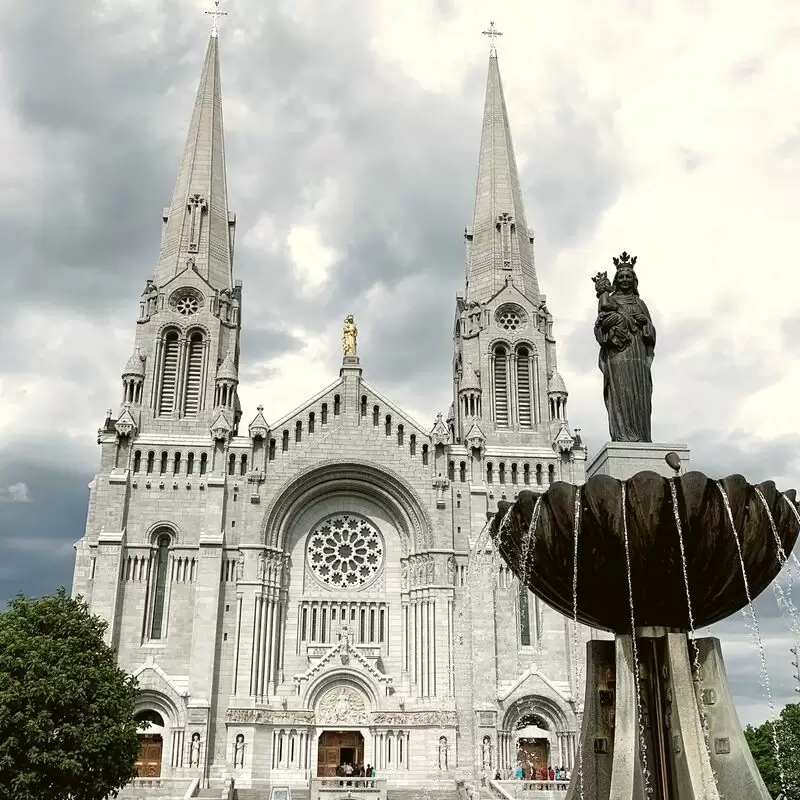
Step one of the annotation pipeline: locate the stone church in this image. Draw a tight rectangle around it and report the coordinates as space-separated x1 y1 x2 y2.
71 24 589 795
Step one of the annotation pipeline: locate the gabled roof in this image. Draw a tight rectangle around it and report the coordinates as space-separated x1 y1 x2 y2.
293 638 392 692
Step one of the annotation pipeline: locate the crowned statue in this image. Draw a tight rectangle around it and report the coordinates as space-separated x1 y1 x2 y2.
342 314 358 356
592 252 656 442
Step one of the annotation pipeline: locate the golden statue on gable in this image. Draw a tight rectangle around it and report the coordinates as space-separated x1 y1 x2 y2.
342 314 358 356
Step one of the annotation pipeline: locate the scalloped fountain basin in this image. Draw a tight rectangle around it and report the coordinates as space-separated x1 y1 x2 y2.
491 470 800 633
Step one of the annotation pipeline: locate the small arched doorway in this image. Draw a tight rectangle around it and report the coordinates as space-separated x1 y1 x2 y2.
516 713 550 780
134 709 165 778
317 731 365 777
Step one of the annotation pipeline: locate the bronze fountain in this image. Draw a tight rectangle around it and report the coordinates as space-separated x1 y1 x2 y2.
488 253 800 800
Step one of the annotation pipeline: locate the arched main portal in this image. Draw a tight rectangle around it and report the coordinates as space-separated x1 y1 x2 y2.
317 730 365 777
134 710 165 778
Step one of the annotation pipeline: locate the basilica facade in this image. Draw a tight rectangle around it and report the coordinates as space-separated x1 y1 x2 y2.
71 28 589 794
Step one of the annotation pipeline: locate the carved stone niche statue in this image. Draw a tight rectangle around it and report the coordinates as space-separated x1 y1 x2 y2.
592 252 656 443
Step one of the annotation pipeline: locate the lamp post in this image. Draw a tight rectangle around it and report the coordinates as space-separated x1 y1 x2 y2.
790 646 800 693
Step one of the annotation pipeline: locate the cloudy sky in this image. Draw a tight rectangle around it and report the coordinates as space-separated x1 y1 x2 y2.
1 0 800 726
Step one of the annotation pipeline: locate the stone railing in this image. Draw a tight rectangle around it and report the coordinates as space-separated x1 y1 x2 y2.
310 776 387 800
490 779 568 799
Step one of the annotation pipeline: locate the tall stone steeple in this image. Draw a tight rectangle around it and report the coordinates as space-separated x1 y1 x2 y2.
154 33 235 291
465 52 539 304
452 45 575 456
116 30 242 437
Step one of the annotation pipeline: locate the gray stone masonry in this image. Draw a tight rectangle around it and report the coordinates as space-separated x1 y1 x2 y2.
70 34 592 796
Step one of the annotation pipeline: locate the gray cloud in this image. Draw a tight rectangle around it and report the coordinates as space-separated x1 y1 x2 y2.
1 0 798 730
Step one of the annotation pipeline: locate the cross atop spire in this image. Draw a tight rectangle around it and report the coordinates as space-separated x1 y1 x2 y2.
482 21 503 56
205 0 227 39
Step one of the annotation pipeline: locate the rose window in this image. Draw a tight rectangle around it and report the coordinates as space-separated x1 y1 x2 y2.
307 514 384 590
497 308 522 331
176 296 200 316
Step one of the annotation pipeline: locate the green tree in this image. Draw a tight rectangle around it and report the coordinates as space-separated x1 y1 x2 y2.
0 589 141 800
745 702 800 799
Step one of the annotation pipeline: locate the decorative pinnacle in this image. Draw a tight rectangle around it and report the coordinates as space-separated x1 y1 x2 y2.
482 21 503 55
205 0 227 38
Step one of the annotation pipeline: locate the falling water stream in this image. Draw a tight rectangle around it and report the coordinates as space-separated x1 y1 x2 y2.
716 481 786 796
754 488 800 646
780 492 800 581
620 483 653 795
519 496 543 587
669 480 720 794
571 488 585 800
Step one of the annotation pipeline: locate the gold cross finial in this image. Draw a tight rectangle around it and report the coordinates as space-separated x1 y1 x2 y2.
205 0 227 38
482 21 503 55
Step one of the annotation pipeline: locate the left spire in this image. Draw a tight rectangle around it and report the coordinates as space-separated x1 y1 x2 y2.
153 5 234 292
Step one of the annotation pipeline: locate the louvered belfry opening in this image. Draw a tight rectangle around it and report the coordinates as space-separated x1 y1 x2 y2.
158 331 180 414
517 346 532 428
183 331 205 416
494 345 509 427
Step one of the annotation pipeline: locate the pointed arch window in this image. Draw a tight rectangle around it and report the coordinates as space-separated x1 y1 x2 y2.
519 582 532 646
516 346 532 428
183 331 205 416
150 534 171 640
493 345 509 427
158 330 180 415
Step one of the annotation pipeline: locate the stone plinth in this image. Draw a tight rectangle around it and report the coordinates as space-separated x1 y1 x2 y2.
587 441 691 481
567 633 770 800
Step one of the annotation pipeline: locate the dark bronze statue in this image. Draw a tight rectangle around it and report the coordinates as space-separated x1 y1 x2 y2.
592 252 655 442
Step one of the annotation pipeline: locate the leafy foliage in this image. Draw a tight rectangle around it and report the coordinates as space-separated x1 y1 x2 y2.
745 702 800 799
0 589 141 800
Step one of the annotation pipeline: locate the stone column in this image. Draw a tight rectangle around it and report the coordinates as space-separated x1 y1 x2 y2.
91 530 126 646
188 531 224 705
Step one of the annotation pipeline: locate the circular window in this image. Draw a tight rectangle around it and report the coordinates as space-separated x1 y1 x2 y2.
176 296 200 315
497 306 524 331
169 288 204 316
307 514 384 590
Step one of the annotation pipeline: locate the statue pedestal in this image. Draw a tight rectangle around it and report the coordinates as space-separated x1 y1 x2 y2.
587 441 691 481
566 633 770 800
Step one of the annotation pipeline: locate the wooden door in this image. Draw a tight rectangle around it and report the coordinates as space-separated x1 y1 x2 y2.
135 734 163 778
317 731 365 777
517 737 548 779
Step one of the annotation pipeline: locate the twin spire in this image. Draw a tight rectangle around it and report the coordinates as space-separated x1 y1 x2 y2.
152 18 536 306
153 25 234 292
